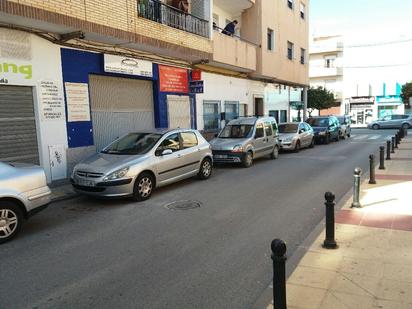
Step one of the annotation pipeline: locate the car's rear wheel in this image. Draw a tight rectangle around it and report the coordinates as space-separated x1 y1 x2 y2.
0 201 23 244
402 123 410 130
198 158 212 180
294 140 301 153
270 145 279 159
242 151 253 168
133 173 154 202
372 124 379 130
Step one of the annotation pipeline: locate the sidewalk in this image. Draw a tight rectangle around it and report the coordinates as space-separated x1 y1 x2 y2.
258 133 412 309
49 180 77 202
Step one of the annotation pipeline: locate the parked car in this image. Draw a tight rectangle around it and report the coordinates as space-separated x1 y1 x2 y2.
71 129 213 201
306 116 340 144
337 115 351 139
368 114 412 130
0 162 51 244
210 116 280 168
278 122 315 152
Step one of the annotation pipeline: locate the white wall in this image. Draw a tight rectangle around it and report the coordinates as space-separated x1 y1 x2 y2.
0 29 68 182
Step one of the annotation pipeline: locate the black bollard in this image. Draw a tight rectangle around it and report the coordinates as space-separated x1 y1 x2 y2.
405 127 408 136
386 140 391 160
379 146 385 170
323 192 338 249
399 128 404 139
391 136 396 153
395 134 399 148
369 154 377 184
271 239 287 309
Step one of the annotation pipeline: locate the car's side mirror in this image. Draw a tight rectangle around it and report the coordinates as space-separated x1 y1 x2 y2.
161 149 173 156
299 129 305 134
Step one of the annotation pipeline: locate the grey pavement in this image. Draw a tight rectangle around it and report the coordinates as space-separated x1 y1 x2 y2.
0 128 398 309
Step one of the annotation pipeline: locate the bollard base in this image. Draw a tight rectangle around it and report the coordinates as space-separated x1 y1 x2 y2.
369 179 377 184
323 240 338 249
351 202 362 208
378 167 385 170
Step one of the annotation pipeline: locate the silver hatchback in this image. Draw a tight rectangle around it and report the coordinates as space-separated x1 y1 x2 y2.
71 129 213 201
368 114 412 130
210 117 280 167
278 122 315 151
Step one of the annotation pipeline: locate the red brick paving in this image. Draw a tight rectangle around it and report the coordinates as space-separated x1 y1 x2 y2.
336 209 412 231
375 174 412 181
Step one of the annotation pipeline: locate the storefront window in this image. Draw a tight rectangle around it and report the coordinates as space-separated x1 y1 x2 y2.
203 101 220 131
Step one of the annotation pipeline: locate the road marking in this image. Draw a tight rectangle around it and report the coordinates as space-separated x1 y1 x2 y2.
353 134 368 140
368 135 381 140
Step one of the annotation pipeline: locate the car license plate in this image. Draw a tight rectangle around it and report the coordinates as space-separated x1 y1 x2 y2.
77 179 95 187
214 154 228 159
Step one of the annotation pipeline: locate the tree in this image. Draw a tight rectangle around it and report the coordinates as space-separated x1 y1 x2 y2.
400 82 412 109
307 86 338 112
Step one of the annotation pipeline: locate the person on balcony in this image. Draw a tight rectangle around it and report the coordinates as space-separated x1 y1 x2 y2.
222 20 238 36
178 0 189 13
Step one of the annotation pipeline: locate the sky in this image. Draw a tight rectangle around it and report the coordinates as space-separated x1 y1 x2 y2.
309 0 412 87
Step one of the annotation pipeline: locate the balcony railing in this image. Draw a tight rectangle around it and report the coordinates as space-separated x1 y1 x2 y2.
137 0 209 38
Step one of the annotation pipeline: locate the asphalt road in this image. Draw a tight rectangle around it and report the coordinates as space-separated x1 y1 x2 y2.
0 128 397 309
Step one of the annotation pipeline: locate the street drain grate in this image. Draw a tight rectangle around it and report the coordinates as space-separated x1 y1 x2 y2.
164 200 202 211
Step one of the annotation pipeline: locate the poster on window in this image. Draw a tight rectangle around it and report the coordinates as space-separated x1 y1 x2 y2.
38 80 65 121
65 82 91 122
159 65 189 93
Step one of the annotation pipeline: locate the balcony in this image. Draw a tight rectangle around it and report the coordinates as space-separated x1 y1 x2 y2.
309 66 343 78
210 31 257 72
310 42 344 55
137 0 209 38
213 0 255 15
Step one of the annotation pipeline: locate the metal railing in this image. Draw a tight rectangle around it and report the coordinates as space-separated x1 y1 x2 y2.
137 0 209 38
213 25 259 46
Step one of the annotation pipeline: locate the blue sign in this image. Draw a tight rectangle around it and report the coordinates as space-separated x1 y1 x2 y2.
190 80 204 93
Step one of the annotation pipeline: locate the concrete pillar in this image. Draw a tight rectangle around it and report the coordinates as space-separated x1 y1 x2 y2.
303 86 308 121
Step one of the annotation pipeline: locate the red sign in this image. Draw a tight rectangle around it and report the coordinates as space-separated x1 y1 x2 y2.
159 65 188 93
191 69 202 81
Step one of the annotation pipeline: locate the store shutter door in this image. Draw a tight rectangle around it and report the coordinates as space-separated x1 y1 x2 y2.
167 95 191 129
89 75 155 151
0 85 39 164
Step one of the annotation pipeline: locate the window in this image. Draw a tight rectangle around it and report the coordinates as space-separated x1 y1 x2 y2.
300 2 305 19
298 123 306 132
287 41 294 60
269 110 279 123
324 55 336 68
224 101 239 122
287 0 293 9
203 101 220 131
264 122 273 137
267 28 274 51
181 132 198 149
157 133 181 153
280 110 288 123
255 123 264 138
300 48 305 64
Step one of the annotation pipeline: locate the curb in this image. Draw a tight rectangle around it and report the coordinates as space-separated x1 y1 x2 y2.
51 192 79 203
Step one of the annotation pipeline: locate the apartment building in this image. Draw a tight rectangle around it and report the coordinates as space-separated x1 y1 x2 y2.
0 0 309 182
309 35 344 116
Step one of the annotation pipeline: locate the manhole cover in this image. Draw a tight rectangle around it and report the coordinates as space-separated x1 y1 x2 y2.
164 200 202 211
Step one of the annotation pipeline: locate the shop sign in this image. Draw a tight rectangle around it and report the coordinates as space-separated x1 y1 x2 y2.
376 96 401 104
0 61 33 85
191 69 202 81
349 96 375 104
65 82 91 122
189 80 204 93
38 80 65 121
159 65 188 93
290 101 304 109
104 54 153 77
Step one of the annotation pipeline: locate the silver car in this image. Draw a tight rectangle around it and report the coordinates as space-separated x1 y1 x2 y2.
278 122 315 152
0 162 51 244
368 114 412 130
210 116 280 168
71 129 213 201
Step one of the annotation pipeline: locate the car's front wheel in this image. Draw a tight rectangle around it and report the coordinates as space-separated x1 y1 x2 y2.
270 145 279 159
0 201 23 244
309 138 315 148
198 158 212 180
372 124 379 130
133 173 155 202
242 151 253 168
402 123 410 130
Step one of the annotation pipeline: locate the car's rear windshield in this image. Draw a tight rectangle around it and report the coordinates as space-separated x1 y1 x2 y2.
278 123 298 133
101 133 162 155
219 125 253 138
306 118 329 127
